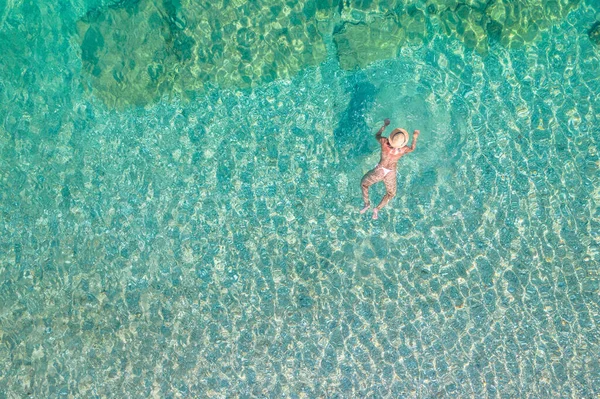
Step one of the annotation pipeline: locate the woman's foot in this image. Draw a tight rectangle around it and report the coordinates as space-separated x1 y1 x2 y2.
372 209 379 220
360 205 370 214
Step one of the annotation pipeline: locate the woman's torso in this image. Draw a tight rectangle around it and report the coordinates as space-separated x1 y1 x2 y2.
378 139 408 169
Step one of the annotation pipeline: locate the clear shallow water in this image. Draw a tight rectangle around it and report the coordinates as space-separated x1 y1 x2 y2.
1 0 599 398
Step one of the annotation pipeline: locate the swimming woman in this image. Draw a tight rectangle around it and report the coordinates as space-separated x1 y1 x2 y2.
360 118 420 220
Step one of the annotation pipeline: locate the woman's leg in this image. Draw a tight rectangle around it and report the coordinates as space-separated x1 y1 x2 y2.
373 173 397 218
360 168 384 213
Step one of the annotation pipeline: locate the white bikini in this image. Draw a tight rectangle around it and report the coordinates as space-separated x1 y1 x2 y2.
376 165 393 177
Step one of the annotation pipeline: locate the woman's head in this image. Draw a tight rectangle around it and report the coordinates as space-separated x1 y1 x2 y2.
388 128 409 148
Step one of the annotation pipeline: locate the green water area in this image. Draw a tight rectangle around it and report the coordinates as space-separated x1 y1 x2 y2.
1 0 599 397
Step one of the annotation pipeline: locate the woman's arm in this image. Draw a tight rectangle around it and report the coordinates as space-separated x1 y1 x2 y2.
407 130 420 152
375 118 391 141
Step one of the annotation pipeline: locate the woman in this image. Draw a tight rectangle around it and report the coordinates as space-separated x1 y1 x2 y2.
360 118 420 220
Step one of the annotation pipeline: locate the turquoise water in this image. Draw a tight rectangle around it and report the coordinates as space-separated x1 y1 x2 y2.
1 0 599 397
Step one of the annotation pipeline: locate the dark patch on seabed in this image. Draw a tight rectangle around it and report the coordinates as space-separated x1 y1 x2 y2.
333 73 378 160
590 21 600 46
73 0 586 108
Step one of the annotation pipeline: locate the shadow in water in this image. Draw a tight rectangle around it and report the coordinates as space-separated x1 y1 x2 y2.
333 73 378 161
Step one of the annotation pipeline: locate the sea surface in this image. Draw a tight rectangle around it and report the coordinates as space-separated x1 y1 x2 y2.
1 0 599 397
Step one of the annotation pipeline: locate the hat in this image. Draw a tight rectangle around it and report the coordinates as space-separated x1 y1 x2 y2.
389 128 409 148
